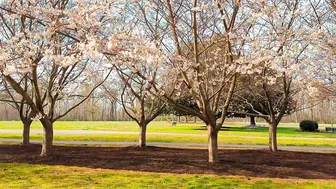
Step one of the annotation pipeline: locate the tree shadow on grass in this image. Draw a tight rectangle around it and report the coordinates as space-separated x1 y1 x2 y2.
0 144 335 179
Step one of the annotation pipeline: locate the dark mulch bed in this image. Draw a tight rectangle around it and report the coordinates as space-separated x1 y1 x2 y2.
0 144 335 179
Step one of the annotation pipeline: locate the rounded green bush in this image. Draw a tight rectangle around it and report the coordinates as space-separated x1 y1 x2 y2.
313 121 319 130
300 120 317 132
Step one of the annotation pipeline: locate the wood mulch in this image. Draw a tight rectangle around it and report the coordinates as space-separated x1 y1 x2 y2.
0 144 335 179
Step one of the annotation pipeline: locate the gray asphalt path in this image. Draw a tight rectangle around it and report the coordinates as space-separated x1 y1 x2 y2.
1 139 336 152
1 129 336 141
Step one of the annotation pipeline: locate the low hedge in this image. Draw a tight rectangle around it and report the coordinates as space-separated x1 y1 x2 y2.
300 120 318 132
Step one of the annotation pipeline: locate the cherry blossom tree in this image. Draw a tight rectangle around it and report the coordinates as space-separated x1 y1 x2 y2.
237 0 318 151
302 0 336 102
231 73 299 151
0 75 34 145
116 0 268 163
0 0 119 156
121 0 319 161
0 0 329 162
116 68 166 147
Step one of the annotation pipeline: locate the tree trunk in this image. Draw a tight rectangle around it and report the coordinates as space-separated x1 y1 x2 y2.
207 124 219 163
4 104 8 120
40 119 53 157
269 123 278 151
250 116 256 126
139 123 147 147
22 121 31 145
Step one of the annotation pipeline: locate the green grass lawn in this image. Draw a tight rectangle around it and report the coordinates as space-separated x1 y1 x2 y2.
1 121 336 147
1 132 335 147
0 121 208 133
0 121 335 138
1 163 335 189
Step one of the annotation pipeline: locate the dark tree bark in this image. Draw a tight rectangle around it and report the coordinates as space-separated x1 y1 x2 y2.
269 123 278 151
139 123 148 147
207 124 219 163
40 118 54 157
250 116 256 126
22 120 32 145
331 0 336 10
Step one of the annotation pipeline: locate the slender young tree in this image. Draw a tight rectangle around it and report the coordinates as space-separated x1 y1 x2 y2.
231 74 298 151
1 75 34 145
116 68 166 147
237 0 313 151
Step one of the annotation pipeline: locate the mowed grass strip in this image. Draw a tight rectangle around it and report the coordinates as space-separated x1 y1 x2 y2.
1 121 336 139
1 133 336 147
1 163 335 189
0 121 206 133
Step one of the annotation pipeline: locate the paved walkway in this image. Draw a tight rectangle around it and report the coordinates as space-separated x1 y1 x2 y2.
1 129 336 141
1 139 336 152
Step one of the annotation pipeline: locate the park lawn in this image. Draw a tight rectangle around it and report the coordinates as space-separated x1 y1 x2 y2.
1 133 336 147
0 121 207 133
0 121 335 139
225 127 336 138
0 163 335 189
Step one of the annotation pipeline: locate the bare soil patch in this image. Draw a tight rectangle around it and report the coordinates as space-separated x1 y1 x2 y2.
0 144 335 179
